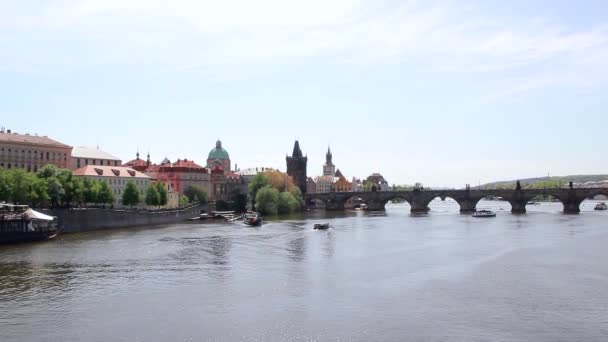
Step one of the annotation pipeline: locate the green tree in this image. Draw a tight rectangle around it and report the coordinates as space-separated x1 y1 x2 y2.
122 180 140 208
97 181 115 207
184 185 208 203
154 182 168 207
29 177 50 208
145 185 160 206
277 191 299 214
46 177 65 207
255 186 279 215
9 169 34 204
249 173 270 209
69 178 85 207
178 195 189 207
83 178 99 205
229 190 248 212
0 168 11 202
37 164 59 179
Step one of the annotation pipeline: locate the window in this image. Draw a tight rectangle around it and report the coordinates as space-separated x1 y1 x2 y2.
46 152 49 160
85 159 88 165
7 164 11 169
34 166 38 172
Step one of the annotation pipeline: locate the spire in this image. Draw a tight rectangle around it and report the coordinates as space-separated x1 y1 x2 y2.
146 151 150 166
326 146 333 165
292 140 303 158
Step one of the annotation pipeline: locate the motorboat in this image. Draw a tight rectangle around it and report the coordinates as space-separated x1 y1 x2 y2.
243 211 262 226
472 210 496 218
594 202 608 211
314 223 330 230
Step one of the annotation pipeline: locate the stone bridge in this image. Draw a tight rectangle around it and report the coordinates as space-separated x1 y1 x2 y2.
304 188 608 214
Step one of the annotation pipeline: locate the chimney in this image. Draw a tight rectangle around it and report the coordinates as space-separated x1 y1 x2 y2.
7 129 11 133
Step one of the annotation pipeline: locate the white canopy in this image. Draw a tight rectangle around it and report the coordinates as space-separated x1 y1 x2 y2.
25 209 55 221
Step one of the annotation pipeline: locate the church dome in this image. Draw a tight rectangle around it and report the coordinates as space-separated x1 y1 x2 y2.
208 140 230 160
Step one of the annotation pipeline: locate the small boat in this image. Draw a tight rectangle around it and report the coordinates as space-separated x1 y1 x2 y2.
226 214 244 222
243 211 262 226
472 210 496 218
1 203 59 244
594 202 608 211
314 223 330 230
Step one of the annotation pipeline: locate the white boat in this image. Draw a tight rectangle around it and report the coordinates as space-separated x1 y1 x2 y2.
472 210 496 218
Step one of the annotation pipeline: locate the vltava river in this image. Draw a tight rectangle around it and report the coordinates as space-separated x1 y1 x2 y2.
1 200 607 341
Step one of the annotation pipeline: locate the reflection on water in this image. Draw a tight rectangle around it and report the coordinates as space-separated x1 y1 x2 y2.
1 202 608 341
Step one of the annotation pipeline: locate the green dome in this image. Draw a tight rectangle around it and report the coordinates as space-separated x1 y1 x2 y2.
208 140 230 160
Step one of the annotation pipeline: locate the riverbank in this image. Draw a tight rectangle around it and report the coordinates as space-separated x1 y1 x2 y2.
42 203 207 233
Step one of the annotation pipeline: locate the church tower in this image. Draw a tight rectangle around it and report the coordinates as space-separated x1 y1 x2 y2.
323 147 336 176
286 140 308 194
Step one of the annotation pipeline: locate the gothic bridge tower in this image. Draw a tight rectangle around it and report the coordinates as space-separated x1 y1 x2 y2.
286 140 308 194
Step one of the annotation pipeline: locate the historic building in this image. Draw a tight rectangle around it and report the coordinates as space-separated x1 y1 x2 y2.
71 146 121 169
145 158 210 195
123 152 151 172
315 175 334 193
323 147 336 176
0 128 72 172
207 140 231 171
208 164 246 201
72 165 151 206
366 173 390 191
333 175 352 192
286 141 308 194
306 177 317 194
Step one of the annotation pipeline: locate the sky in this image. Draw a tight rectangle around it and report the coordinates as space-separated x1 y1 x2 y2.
1 0 607 188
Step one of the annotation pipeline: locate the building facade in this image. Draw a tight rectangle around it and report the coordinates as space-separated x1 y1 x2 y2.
315 175 335 193
72 146 121 169
72 165 152 206
0 129 72 172
123 152 151 172
306 177 317 194
286 141 308 194
333 175 352 192
145 158 210 195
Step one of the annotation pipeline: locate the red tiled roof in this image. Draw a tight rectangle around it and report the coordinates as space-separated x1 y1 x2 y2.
124 158 148 167
0 131 71 148
73 165 151 179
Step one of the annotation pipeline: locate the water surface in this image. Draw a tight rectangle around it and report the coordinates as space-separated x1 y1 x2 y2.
1 200 607 341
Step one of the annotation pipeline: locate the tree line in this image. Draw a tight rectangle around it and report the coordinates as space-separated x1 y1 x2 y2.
0 164 208 209
248 170 303 215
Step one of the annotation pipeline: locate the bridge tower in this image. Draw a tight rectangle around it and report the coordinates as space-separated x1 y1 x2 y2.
286 140 308 194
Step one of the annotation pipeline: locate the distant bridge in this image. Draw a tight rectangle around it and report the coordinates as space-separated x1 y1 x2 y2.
304 188 608 214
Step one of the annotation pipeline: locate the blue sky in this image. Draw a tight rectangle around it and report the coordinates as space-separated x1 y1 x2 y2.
1 0 607 187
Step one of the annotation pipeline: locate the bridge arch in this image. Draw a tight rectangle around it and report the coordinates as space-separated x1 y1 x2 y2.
426 196 463 213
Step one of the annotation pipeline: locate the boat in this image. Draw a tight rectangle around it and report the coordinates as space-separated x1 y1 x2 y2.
225 214 244 222
472 210 496 218
0 203 59 244
243 211 262 226
314 223 330 230
594 202 608 211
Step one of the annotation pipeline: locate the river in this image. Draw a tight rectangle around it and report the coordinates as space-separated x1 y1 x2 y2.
1 200 607 341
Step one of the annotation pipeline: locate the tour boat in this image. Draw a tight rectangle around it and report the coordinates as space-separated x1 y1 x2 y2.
472 210 496 218
314 223 330 230
243 211 262 226
0 203 59 244
594 202 608 211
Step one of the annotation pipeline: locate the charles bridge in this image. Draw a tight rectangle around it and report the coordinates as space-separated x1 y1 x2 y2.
304 188 608 214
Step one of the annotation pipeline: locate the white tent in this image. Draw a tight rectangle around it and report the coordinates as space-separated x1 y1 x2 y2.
25 209 55 221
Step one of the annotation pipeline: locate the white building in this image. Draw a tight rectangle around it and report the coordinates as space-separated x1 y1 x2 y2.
73 165 152 206
71 146 122 169
351 177 363 192
315 175 335 193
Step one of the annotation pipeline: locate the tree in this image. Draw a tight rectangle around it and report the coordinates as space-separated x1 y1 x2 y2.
145 185 160 206
0 168 11 202
184 185 208 203
178 195 189 207
122 180 140 208
255 186 279 215
29 177 50 208
83 178 99 205
45 176 65 207
229 189 248 212
9 169 34 204
249 173 270 209
154 182 168 207
37 164 59 179
277 191 299 214
97 181 115 207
